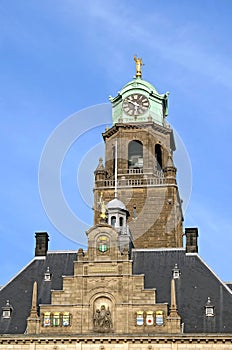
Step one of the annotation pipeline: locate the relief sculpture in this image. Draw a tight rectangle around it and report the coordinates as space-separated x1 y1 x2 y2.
93 304 112 332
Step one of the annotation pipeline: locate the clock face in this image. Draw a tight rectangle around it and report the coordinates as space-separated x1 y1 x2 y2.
122 94 149 116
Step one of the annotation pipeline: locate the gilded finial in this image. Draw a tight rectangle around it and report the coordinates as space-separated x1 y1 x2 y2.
134 55 143 78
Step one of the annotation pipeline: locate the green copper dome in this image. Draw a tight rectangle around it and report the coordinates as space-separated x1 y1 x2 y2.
120 77 158 95
110 77 169 126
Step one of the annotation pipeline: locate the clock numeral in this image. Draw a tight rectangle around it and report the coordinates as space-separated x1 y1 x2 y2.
142 101 149 106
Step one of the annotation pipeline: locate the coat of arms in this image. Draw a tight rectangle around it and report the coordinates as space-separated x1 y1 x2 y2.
136 311 144 326
146 311 154 326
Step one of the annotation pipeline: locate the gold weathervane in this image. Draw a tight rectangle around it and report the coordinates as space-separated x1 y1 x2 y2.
134 55 143 78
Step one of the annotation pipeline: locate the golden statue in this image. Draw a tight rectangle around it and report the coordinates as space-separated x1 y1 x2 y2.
134 55 143 78
99 192 107 221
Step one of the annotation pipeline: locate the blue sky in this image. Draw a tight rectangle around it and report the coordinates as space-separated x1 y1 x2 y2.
1 0 232 286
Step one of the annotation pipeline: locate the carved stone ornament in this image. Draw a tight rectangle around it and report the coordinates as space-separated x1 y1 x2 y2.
93 304 112 332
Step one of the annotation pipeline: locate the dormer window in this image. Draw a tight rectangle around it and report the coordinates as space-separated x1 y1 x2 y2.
44 267 52 281
205 297 215 317
172 264 181 279
2 300 12 319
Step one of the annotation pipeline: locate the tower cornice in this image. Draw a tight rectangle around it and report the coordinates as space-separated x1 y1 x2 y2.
102 121 174 140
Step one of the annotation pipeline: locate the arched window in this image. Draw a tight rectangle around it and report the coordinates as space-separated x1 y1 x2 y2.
155 144 162 171
128 140 143 169
119 217 123 227
111 216 116 227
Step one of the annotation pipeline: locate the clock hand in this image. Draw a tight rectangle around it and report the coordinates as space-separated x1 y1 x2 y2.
129 100 140 107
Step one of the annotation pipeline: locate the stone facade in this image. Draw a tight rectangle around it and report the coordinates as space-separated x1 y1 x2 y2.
27 224 181 336
1 335 232 349
94 123 183 248
2 66 232 350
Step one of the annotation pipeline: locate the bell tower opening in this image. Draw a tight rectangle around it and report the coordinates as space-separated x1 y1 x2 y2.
155 144 163 171
128 140 143 172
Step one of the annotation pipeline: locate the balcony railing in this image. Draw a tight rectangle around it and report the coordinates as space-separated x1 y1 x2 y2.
95 176 165 189
128 168 143 174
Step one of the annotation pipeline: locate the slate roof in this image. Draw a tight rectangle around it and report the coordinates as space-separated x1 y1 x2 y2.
132 248 232 333
1 248 232 334
0 252 77 334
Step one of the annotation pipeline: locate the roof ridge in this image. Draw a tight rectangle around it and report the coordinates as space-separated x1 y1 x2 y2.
187 253 232 295
132 248 185 252
47 250 78 254
0 257 44 291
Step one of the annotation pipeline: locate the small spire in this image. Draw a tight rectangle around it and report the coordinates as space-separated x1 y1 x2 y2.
134 55 143 78
96 157 105 171
29 281 38 317
166 153 174 168
27 281 40 334
169 278 179 317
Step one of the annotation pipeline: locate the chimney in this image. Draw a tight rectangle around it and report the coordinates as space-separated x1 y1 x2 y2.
35 232 49 256
185 227 198 253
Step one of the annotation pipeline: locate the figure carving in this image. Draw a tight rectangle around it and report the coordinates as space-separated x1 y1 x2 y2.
93 305 112 332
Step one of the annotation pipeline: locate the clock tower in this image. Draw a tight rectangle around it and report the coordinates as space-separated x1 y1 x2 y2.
94 57 183 249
